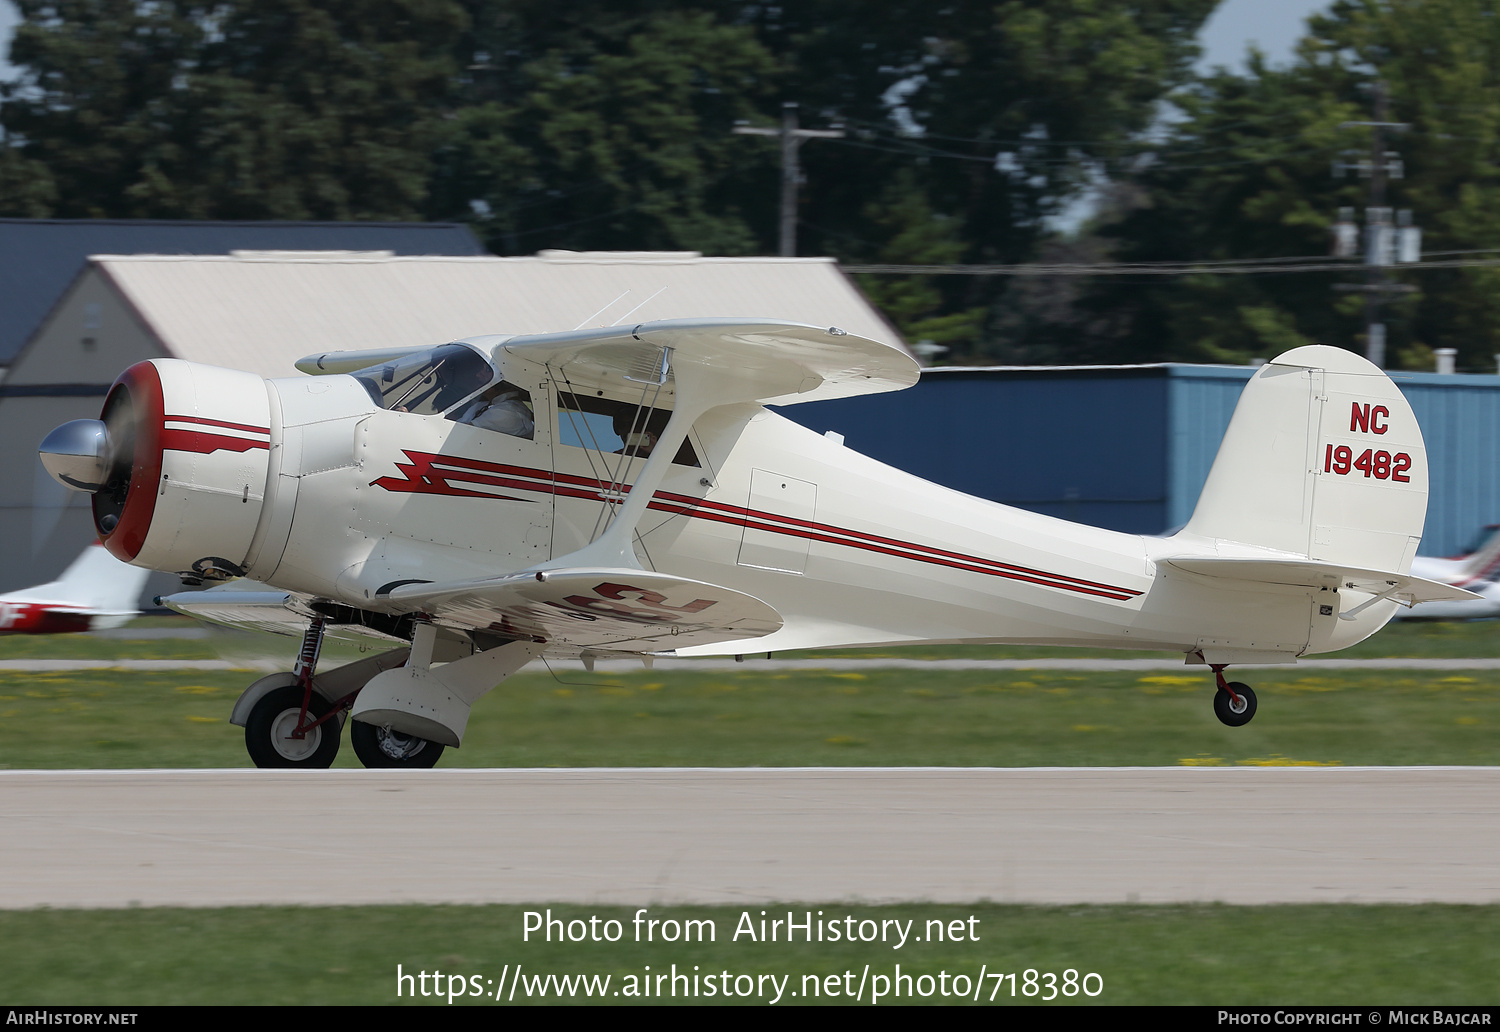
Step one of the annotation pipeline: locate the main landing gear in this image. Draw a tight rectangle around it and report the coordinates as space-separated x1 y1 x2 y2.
244 683 342 768
350 721 444 768
235 617 442 769
1204 659 1258 727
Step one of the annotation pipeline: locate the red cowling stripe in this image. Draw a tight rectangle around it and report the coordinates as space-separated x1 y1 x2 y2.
164 415 270 436
160 429 270 455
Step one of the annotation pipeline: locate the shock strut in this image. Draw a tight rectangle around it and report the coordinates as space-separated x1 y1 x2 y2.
1210 663 1243 706
289 617 327 739
1194 650 1244 706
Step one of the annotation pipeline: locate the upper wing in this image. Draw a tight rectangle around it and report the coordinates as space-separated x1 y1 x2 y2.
292 320 918 407
499 318 919 406
294 346 431 375
1163 557 1482 605
383 568 782 653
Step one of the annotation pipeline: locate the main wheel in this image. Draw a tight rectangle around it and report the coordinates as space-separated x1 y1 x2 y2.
244 685 341 768
351 720 445 769
1213 682 1258 727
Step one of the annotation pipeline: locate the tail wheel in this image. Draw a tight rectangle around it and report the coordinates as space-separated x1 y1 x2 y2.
244 685 341 768
1213 682 1258 727
351 720 445 769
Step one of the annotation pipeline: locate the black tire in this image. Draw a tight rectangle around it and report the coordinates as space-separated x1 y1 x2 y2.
244 685 341 768
1213 682 1258 727
350 720 445 769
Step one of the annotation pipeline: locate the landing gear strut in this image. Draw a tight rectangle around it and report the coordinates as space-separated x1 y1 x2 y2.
1208 662 1258 727
242 617 345 769
234 619 444 769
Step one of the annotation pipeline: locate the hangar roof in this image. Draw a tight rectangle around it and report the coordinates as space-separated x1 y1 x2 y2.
0 219 485 365
77 251 908 378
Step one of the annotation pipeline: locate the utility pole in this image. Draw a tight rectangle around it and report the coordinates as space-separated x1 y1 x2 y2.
734 102 845 257
1332 81 1418 367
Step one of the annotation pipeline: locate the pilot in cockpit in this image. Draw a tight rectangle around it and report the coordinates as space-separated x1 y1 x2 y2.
455 380 534 439
611 411 659 458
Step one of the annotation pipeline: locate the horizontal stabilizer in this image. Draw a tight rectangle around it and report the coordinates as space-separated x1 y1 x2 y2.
1164 557 1482 606
385 568 783 653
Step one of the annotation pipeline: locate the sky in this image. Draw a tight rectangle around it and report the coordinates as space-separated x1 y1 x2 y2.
1196 0 1334 72
0 0 1334 80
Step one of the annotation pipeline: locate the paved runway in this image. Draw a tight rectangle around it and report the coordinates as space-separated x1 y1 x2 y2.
6 657 1500 672
2 767 1497 908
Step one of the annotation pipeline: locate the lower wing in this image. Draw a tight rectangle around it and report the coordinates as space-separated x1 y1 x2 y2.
161 569 782 654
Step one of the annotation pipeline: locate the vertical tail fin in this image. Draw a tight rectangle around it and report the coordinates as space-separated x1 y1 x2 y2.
1184 345 1427 574
1457 526 1500 584
52 543 152 612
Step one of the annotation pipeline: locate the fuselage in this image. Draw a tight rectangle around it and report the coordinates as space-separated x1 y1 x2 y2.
246 368 1388 660
67 347 1398 661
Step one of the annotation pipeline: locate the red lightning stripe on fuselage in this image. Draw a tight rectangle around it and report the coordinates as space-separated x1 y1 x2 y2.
372 450 1144 603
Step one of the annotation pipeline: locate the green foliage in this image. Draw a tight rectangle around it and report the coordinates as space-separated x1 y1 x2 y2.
2 0 468 219
1081 0 1500 368
0 0 1216 330
432 9 778 253
854 171 985 351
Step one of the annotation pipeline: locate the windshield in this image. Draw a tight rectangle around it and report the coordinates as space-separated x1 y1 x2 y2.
352 344 495 416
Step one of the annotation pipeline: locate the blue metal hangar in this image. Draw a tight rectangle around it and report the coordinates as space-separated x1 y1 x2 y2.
785 362 1500 559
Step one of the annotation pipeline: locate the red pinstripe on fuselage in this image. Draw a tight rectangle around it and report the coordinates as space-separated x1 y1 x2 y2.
370 449 1143 603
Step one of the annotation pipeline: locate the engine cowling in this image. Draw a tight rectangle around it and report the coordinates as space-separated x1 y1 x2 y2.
89 360 273 579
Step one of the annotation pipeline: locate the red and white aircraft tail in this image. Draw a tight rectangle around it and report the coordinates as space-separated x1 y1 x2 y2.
0 543 151 634
1399 525 1500 619
1443 525 1500 587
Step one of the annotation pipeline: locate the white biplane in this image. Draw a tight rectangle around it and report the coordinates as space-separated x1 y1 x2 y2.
37 320 1476 767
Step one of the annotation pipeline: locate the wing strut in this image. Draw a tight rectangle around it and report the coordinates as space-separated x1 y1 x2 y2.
543 352 711 572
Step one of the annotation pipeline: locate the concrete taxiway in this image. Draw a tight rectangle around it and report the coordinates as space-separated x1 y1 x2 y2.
2 767 1497 908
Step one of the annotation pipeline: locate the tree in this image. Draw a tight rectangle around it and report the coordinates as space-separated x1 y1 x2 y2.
429 8 778 253
685 0 1212 359
0 0 1219 362
2 0 468 219
1086 0 1500 371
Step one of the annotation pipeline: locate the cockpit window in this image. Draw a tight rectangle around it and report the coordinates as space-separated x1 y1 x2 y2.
557 391 698 466
352 344 494 416
449 380 535 440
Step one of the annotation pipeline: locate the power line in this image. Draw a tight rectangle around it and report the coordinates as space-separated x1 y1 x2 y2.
843 256 1500 276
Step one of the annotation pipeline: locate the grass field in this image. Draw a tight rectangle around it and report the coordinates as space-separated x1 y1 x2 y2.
784 617 1500 661
1 902 1495 1005
1 664 1497 769
1 613 1497 663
